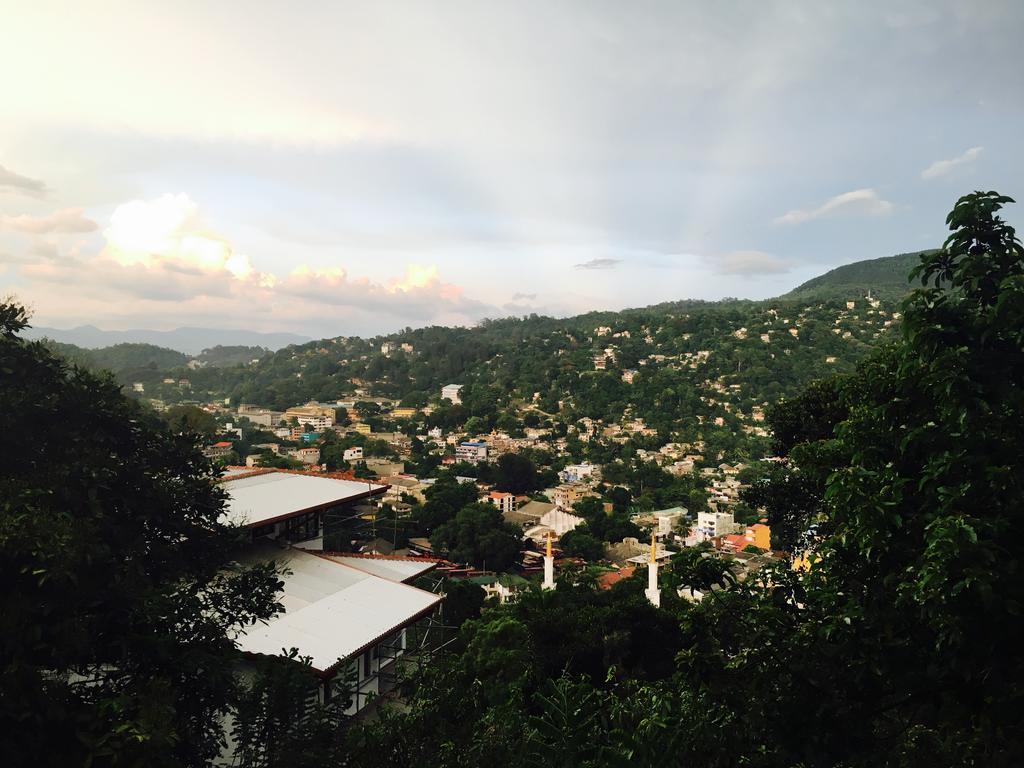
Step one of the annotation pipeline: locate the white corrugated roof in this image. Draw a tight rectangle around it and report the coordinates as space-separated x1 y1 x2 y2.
321 554 437 583
235 546 441 672
221 472 385 527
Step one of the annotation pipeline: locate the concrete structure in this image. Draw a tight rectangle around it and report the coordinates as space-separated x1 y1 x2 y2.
343 447 364 462
441 384 463 404
204 441 233 459
547 483 594 510
504 499 554 528
696 510 739 540
542 531 556 590
488 491 515 515
644 534 661 608
559 463 596 483
214 469 445 731
651 506 687 536
455 441 488 464
539 508 584 537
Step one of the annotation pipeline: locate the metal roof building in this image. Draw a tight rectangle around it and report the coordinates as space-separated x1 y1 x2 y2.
235 545 441 677
220 470 386 528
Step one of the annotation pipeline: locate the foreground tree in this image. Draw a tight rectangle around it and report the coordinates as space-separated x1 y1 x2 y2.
0 303 283 767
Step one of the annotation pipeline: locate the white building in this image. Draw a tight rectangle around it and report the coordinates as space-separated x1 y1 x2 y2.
696 510 739 540
234 545 441 715
488 491 515 515
218 470 444 718
651 506 687 536
455 441 488 464
294 414 334 431
559 463 596 483
220 470 387 549
343 447 364 462
539 508 584 537
441 384 463 404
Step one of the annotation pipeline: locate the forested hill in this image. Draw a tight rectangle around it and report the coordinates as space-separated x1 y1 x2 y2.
52 251 923 461
103 257 915 467
780 251 928 302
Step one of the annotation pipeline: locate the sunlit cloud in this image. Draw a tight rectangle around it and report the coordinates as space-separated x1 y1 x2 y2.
13 192 494 333
102 194 265 283
774 189 895 226
921 146 983 180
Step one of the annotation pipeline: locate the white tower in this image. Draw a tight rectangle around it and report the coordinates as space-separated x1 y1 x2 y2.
645 532 661 607
542 531 556 590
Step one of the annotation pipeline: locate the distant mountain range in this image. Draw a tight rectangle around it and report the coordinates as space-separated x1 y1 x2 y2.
24 325 310 355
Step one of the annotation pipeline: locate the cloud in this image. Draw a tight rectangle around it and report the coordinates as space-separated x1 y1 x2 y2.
711 250 795 275
774 189 895 225
511 292 537 301
921 146 983 180
1 208 97 234
101 193 267 283
0 164 47 197
15 192 495 333
575 257 621 270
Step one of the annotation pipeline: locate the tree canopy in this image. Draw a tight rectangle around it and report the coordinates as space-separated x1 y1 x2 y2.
0 303 283 766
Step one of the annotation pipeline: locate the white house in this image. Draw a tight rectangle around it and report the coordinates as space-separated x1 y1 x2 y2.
441 384 463 404
343 447 364 462
695 510 739 540
559 463 596 483
455 441 488 464
488 491 515 515
651 506 687 536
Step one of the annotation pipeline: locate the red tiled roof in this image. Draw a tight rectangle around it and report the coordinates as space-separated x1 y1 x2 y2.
597 566 636 590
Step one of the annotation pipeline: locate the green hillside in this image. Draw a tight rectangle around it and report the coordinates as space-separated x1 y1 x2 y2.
39 340 188 372
781 251 930 302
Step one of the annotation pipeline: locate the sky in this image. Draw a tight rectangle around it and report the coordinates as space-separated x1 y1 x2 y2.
1 0 1022 338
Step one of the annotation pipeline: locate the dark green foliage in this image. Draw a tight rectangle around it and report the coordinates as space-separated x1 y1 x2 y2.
231 652 348 768
493 452 540 494
440 579 487 629
163 403 219 438
558 526 605 561
195 345 268 368
430 503 523 571
0 303 283 766
416 473 481 531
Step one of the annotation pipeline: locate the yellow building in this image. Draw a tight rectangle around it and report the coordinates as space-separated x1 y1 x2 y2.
749 523 771 551
391 407 417 419
353 423 372 435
